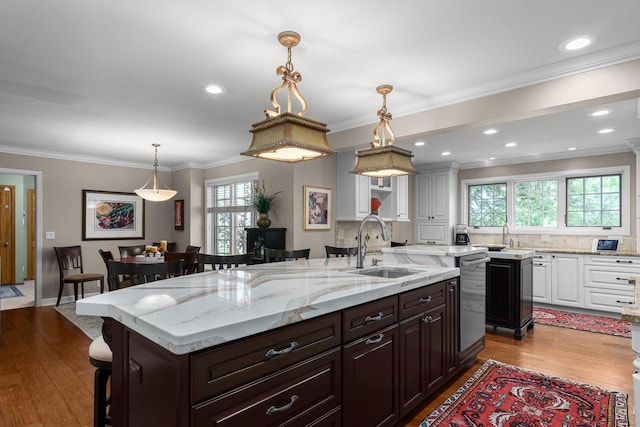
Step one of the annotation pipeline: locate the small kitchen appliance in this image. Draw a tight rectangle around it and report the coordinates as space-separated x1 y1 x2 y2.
455 224 470 245
591 238 619 252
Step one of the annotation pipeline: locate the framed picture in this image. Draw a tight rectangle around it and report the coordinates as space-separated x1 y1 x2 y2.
82 190 145 240
303 185 332 230
174 199 184 230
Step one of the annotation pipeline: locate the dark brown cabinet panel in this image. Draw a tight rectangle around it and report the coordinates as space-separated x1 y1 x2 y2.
245 228 286 262
445 280 459 377
342 296 398 343
343 324 399 427
486 257 533 339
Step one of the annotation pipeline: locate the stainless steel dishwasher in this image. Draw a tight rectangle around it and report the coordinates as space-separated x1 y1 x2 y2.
458 253 490 352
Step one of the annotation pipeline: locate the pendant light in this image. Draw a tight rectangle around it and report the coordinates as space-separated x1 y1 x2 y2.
135 144 177 202
350 85 415 177
242 31 335 162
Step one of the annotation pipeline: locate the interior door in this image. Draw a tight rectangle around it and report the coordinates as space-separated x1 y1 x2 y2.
0 185 16 285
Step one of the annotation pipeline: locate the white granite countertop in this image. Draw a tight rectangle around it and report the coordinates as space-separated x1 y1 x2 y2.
486 249 535 260
381 244 488 257
76 257 459 355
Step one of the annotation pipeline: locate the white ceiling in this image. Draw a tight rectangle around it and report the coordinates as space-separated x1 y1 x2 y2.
1 1 640 170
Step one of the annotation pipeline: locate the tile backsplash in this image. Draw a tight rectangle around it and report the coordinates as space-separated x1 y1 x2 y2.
470 233 636 253
336 221 397 252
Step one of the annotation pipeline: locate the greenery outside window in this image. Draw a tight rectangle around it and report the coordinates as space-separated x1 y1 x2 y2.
468 183 507 227
205 174 257 255
515 180 557 227
566 174 621 227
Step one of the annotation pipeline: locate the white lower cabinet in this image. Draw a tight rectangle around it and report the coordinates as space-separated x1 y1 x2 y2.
583 255 638 313
532 253 551 304
551 253 583 308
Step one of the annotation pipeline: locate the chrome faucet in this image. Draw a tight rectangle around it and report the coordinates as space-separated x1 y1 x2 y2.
502 222 510 246
356 214 390 268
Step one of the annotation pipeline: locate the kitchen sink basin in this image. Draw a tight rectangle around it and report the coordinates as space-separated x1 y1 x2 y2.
349 267 422 278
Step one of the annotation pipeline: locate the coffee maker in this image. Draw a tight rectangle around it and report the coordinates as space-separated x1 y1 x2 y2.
455 224 470 245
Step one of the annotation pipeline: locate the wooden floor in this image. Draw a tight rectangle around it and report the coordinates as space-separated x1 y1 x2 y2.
0 307 634 426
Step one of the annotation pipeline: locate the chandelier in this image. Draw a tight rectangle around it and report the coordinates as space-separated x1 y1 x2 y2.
135 144 177 202
242 31 335 162
350 85 415 177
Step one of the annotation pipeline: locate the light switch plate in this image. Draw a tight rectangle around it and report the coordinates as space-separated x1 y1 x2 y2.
45 231 55 239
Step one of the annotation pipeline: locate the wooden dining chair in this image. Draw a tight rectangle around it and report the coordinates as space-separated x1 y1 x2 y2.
186 245 201 253
325 245 358 258
153 242 177 252
197 253 253 272
53 246 105 306
164 251 198 275
98 249 114 267
390 240 408 247
106 259 183 291
263 248 310 263
118 245 146 258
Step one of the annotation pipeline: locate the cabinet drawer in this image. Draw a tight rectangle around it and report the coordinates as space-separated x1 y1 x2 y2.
585 255 640 267
584 267 636 291
399 281 446 320
583 287 635 313
532 252 552 262
193 348 341 427
342 296 398 343
192 312 341 402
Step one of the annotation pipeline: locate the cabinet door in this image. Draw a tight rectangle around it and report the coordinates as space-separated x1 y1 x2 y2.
423 304 446 394
415 222 448 244
486 259 517 326
532 260 551 303
395 175 409 221
355 173 372 219
343 324 399 427
445 280 458 377
551 254 583 307
399 314 426 416
431 171 450 222
415 173 432 220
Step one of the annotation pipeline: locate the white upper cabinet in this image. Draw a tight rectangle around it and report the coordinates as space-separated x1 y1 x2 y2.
414 165 458 244
336 152 409 222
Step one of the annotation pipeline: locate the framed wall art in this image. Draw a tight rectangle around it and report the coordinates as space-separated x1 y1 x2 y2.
174 199 184 230
82 190 145 240
303 185 331 230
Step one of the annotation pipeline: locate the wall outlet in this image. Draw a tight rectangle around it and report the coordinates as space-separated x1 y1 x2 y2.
541 234 550 242
45 231 55 239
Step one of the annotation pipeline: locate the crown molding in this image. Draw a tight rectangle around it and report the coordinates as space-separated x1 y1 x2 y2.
457 144 632 170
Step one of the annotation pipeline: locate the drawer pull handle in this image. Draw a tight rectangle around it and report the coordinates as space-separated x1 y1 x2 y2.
616 277 629 281
364 312 383 323
265 342 298 359
616 300 634 305
616 260 633 264
422 315 433 323
366 334 384 345
419 296 432 303
266 395 299 415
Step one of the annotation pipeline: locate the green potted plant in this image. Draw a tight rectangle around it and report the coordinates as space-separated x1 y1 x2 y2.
252 181 282 228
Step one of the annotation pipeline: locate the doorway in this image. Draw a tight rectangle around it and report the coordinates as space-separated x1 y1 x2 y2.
0 170 40 311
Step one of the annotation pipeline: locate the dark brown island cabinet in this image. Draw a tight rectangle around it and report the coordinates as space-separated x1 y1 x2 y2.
104 277 482 426
485 257 534 339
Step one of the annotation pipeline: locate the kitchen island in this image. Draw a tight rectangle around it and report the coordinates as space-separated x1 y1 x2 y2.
77 257 471 427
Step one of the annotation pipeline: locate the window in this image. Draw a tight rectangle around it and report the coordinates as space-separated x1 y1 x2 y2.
566 174 621 227
461 165 629 235
514 180 557 227
205 174 257 255
468 183 507 227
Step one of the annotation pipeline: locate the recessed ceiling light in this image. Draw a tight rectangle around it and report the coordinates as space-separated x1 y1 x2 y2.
568 147 577 151
414 141 425 146
204 84 225 94
598 128 614 134
504 142 517 147
589 109 610 117
560 35 596 52
441 151 451 156
488 157 496 160
483 129 498 135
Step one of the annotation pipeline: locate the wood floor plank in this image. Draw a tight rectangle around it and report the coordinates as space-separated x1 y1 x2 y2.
0 307 635 426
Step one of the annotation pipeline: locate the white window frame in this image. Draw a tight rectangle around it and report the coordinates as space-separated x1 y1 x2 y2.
205 172 258 255
460 165 630 236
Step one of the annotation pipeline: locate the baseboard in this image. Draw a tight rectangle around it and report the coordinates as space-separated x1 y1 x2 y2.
41 290 103 307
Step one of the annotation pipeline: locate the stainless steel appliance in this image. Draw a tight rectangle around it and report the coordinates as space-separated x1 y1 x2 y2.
457 252 490 353
455 224 470 245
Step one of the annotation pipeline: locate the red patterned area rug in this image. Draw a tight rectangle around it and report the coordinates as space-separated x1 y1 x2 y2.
533 307 630 338
420 359 628 427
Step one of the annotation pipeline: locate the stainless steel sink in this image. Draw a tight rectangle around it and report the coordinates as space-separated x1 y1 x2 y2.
349 267 422 278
